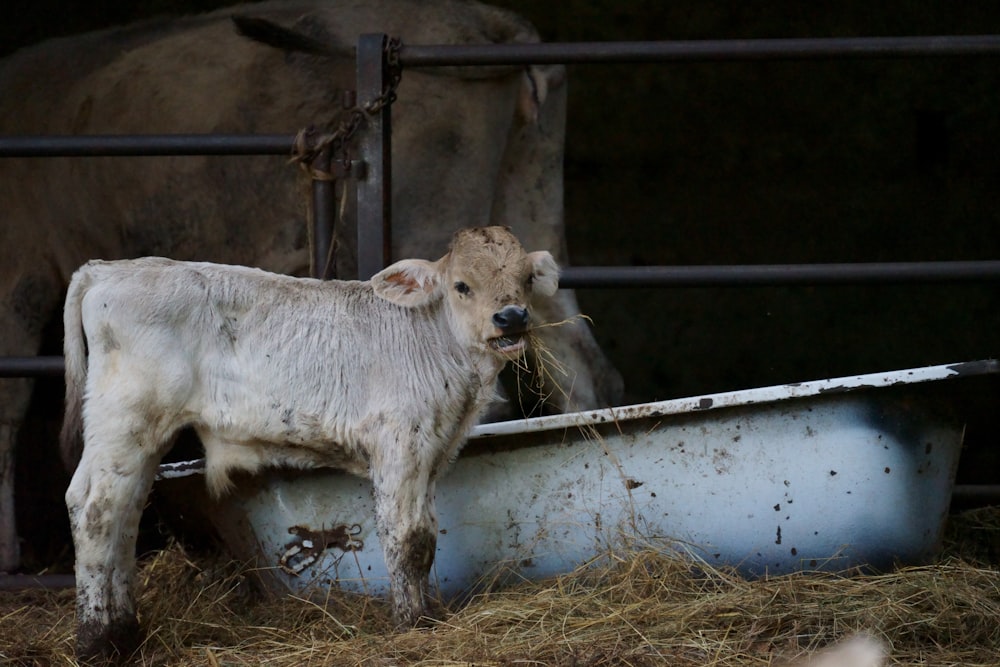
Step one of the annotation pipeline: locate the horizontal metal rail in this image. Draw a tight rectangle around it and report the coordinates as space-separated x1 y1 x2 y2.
2 260 998 378
0 574 75 591
560 260 1000 288
400 35 1000 67
0 134 297 157
0 357 63 377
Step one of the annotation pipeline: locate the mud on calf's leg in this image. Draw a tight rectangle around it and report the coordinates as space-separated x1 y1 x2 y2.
67 495 143 661
394 525 437 627
372 477 438 628
74 602 141 664
65 444 160 661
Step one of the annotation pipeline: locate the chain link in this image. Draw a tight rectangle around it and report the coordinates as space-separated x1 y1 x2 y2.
292 36 403 177
364 36 402 115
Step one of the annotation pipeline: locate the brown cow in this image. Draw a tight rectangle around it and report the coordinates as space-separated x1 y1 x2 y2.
0 0 623 572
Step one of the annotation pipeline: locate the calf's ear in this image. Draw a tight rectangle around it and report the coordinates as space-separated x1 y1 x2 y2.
529 250 559 297
371 259 444 307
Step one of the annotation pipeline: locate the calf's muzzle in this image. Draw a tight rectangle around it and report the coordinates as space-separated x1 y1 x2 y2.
488 305 530 355
492 305 529 332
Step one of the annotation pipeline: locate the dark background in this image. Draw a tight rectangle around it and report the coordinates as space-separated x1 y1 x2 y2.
4 1 999 567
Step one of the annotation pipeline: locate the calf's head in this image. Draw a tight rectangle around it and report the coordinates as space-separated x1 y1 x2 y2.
372 226 559 357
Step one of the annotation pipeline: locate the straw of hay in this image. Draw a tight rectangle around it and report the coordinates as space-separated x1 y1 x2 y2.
506 317 592 415
3 507 1000 666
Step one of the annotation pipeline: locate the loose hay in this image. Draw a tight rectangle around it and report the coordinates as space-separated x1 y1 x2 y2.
3 508 1000 666
507 317 594 415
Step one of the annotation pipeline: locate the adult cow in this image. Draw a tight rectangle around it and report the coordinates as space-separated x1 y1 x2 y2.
0 0 623 572
63 226 559 661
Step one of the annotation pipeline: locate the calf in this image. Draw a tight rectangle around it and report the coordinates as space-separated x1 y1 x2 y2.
62 226 559 661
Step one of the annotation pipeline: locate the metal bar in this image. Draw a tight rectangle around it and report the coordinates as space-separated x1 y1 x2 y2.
355 33 392 280
560 260 1000 288
310 148 336 279
0 134 296 157
952 485 1000 506
0 574 75 591
1 260 998 377
400 35 1000 67
0 356 64 377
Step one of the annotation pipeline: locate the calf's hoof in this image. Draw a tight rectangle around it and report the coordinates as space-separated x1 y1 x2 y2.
76 615 141 664
390 601 436 632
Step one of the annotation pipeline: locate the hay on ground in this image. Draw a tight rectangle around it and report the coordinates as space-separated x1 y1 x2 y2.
2 506 1000 666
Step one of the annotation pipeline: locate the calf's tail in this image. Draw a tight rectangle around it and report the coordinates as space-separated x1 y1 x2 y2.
60 266 91 471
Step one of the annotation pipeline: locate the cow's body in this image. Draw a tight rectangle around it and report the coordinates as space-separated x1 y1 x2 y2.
63 226 558 661
0 0 622 572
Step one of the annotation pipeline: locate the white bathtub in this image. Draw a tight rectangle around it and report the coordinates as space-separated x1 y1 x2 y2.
156 359 997 598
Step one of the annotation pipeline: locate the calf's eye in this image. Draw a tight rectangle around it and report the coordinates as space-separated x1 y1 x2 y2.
454 281 470 295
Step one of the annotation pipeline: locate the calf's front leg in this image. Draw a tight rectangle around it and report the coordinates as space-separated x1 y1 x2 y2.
370 461 439 628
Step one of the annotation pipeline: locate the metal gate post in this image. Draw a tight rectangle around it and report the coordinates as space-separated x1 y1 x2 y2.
355 33 392 280
310 146 336 279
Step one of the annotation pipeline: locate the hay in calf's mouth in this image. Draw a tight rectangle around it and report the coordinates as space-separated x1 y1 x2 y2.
505 315 588 414
3 508 1000 666
488 332 527 355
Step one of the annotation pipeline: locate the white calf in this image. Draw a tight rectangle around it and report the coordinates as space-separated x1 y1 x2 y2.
62 226 558 661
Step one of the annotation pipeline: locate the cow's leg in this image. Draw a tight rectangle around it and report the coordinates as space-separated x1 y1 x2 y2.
0 399 29 572
370 461 438 629
528 290 624 413
1 273 63 572
65 418 166 662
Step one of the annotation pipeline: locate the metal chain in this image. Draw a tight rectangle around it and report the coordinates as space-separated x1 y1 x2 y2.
296 37 402 280
363 36 402 115
292 36 403 176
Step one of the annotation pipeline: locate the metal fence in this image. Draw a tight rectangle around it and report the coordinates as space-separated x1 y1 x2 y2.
0 32 998 589
2 32 1000 381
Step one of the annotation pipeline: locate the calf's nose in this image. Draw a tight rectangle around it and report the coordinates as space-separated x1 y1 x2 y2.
492 305 529 332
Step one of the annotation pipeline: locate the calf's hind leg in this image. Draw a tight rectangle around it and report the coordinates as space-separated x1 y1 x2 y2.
65 417 171 661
